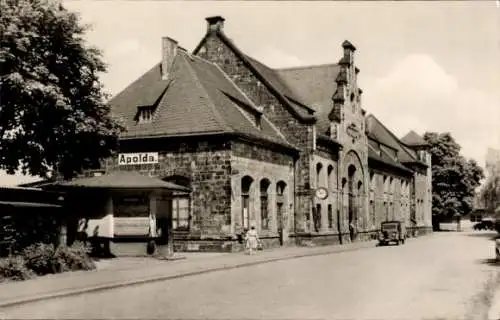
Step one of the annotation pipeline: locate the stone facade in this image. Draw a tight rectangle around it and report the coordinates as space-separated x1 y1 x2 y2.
98 16 433 253
196 31 315 235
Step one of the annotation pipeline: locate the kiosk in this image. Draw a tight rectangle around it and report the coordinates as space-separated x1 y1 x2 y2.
48 171 190 257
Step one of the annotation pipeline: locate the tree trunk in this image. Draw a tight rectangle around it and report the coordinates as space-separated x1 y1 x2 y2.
432 215 441 231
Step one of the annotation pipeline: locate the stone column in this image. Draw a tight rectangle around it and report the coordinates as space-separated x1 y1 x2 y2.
149 193 157 238
103 195 113 256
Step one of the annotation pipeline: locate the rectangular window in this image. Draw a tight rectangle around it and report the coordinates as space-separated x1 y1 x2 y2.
173 197 190 231
370 200 376 227
328 204 333 229
276 202 283 230
260 195 269 230
315 204 322 231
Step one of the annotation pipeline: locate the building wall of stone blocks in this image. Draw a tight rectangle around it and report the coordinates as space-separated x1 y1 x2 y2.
424 152 433 227
231 141 295 235
231 149 295 248
196 34 314 234
414 171 429 227
104 137 233 238
369 167 413 231
310 153 340 234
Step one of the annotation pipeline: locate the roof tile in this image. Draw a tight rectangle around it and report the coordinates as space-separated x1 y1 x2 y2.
276 64 340 134
108 50 293 149
401 130 429 147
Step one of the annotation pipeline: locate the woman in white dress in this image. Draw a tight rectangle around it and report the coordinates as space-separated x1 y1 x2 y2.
245 226 259 255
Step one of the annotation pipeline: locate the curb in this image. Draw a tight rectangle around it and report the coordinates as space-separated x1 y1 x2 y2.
0 241 377 309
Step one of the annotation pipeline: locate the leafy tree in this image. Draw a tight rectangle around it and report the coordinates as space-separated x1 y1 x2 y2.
0 0 124 179
423 132 484 229
480 172 500 212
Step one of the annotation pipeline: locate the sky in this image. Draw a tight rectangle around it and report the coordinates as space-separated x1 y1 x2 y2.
2 0 499 186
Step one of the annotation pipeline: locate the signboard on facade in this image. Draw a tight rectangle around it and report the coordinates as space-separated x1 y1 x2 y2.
118 152 159 166
114 217 150 236
113 195 150 218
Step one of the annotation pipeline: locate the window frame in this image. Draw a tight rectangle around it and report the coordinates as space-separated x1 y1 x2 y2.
172 196 190 232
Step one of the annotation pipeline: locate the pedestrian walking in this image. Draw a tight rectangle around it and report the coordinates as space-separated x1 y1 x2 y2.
245 226 260 255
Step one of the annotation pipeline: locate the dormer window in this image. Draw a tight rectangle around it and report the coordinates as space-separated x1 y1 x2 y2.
136 106 154 124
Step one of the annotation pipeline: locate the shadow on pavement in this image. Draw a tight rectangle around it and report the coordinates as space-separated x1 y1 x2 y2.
477 258 500 266
466 232 499 241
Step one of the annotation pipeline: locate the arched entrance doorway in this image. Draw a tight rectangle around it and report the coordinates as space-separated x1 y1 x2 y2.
343 150 365 242
348 165 356 241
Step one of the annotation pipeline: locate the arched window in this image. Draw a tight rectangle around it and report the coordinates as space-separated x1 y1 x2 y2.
260 179 270 230
316 163 323 188
276 181 286 197
327 204 333 229
241 176 254 230
370 199 375 226
369 171 375 191
276 181 287 233
327 165 334 189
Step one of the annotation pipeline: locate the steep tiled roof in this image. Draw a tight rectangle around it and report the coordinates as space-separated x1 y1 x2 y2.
276 64 340 134
108 50 293 150
366 114 427 167
244 56 315 115
367 143 412 174
51 171 190 191
194 31 316 123
401 130 429 147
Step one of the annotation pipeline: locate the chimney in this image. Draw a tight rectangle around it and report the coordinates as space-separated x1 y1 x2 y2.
341 40 356 65
161 37 178 80
206 16 225 33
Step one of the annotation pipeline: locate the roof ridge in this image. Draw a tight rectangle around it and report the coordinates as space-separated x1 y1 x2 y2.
245 54 316 115
276 63 339 72
180 53 235 133
367 113 421 163
401 130 428 146
211 62 263 115
193 31 316 123
107 62 164 104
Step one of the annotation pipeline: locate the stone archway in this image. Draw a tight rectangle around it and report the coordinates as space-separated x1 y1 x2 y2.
343 150 365 241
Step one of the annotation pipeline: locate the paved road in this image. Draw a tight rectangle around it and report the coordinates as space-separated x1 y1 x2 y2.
2 232 499 319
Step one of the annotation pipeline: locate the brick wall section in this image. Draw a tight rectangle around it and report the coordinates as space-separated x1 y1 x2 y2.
104 137 232 238
196 34 314 233
232 141 293 166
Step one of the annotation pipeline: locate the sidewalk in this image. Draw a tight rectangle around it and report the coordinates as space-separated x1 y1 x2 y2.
0 239 378 308
488 279 500 320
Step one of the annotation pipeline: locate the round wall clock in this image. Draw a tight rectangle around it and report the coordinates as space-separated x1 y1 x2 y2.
315 187 328 200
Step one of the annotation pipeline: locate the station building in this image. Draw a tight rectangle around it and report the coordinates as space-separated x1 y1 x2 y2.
88 16 432 252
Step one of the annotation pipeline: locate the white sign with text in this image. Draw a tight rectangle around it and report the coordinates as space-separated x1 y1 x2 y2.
118 152 159 166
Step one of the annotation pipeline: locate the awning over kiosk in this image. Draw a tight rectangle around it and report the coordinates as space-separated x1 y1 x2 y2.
48 171 190 192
